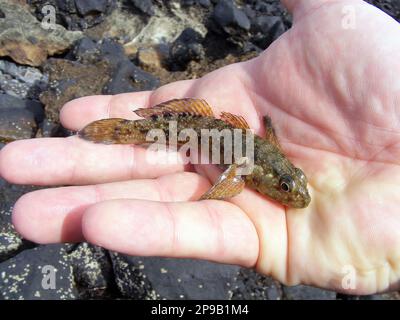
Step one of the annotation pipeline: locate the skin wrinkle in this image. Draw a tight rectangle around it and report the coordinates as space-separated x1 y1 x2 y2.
201 201 226 263
155 176 170 202
92 183 103 204
292 0 356 25
68 137 80 184
251 44 354 156
285 18 376 151
284 139 400 167
328 62 400 138
295 4 400 138
164 202 177 256
128 145 138 181
345 141 400 187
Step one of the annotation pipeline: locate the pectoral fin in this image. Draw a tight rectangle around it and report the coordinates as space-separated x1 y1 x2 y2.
200 164 245 200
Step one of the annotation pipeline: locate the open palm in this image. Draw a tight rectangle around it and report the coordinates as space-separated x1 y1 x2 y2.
1 0 399 294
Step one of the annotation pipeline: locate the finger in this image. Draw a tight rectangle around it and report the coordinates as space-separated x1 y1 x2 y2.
0 136 188 185
82 199 259 267
60 79 196 131
12 172 210 243
195 164 289 280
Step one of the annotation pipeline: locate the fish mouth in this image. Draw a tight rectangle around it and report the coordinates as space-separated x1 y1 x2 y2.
287 189 311 209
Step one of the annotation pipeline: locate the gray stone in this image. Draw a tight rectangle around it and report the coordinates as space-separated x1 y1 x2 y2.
213 0 251 31
0 61 48 99
69 243 115 299
0 0 82 66
102 60 159 94
40 58 110 122
0 177 37 263
169 28 205 70
129 0 155 16
252 15 286 48
282 284 336 300
0 108 37 143
0 244 78 299
231 268 283 300
111 254 241 299
0 94 44 123
75 0 109 16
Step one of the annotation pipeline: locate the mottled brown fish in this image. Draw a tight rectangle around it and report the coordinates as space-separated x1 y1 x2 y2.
78 98 311 208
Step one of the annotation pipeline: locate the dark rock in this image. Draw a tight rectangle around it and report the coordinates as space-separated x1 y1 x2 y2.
231 268 282 300
28 0 117 31
41 39 159 121
0 60 47 86
0 94 44 124
199 0 211 7
0 108 37 143
40 58 110 122
365 0 400 21
75 0 109 16
251 15 286 48
38 120 75 138
254 1 272 13
71 37 99 63
169 28 205 70
337 292 400 300
0 8 5 19
0 178 37 263
282 284 336 300
0 241 118 299
182 0 211 7
0 60 48 100
128 0 155 16
69 243 116 299
213 0 251 31
0 244 79 299
103 60 159 94
111 254 241 299
0 0 83 66
97 39 127 67
71 38 126 66
54 0 77 13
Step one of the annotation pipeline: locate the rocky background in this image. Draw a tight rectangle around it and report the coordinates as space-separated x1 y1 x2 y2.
0 0 399 300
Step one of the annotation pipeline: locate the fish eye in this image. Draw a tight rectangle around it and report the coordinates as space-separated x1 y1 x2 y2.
279 175 295 193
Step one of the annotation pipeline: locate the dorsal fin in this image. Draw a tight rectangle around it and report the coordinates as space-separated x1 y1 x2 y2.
263 115 282 150
220 112 250 130
134 98 214 118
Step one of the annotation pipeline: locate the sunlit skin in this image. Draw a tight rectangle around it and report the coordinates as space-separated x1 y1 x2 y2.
1 0 400 294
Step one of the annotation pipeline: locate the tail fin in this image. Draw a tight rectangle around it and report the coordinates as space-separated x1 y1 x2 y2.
78 118 137 144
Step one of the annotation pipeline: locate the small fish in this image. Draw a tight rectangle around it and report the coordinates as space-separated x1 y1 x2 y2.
78 98 311 208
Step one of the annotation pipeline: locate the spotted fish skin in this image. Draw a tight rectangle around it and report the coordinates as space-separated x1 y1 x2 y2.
78 98 311 208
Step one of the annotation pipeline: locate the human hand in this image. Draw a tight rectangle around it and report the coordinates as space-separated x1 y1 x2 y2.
1 0 399 294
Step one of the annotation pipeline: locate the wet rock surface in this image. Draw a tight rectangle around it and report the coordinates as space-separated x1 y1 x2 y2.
0 0 83 66
0 60 48 99
40 39 159 122
169 28 205 70
0 94 44 142
0 173 37 263
28 0 117 31
0 0 400 300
